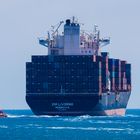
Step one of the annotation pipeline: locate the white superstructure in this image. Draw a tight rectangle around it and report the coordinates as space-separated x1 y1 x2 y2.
39 17 110 55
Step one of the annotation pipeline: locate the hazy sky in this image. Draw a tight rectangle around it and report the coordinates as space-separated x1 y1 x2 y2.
0 0 140 109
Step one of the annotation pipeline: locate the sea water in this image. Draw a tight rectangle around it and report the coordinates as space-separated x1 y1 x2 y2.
0 109 140 140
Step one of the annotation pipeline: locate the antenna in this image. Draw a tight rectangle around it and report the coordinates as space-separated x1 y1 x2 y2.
72 16 75 23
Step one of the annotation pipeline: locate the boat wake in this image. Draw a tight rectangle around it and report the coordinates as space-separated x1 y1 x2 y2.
7 114 60 118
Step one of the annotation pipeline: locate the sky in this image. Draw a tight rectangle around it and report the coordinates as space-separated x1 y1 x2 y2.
0 0 140 109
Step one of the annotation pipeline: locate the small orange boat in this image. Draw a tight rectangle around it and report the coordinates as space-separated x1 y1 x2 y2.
0 110 7 118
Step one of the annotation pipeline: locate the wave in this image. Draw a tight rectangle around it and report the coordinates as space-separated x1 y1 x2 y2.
61 115 126 123
7 114 60 118
7 114 28 118
125 114 140 117
59 115 92 122
44 126 134 132
6 113 140 121
36 115 60 118
0 125 8 129
7 114 94 119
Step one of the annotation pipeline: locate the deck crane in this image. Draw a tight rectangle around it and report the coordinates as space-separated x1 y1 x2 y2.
39 21 64 47
51 21 64 38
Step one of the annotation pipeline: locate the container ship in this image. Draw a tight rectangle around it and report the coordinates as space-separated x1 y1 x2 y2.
26 17 131 116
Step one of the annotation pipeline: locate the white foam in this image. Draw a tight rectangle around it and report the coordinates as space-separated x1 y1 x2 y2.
46 126 97 130
7 114 27 118
7 114 57 118
28 124 41 127
37 115 60 118
0 125 8 129
101 128 134 131
126 114 139 117
45 126 134 131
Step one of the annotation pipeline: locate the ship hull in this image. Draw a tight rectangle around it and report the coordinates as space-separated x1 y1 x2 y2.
26 92 131 116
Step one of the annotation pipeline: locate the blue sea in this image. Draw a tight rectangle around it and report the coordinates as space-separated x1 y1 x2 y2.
0 109 140 140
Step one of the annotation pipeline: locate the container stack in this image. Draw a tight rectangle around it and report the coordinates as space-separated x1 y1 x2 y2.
99 61 102 96
93 55 102 95
26 54 131 94
121 61 127 91
114 59 121 91
108 59 116 91
27 55 102 94
101 52 109 93
126 64 131 91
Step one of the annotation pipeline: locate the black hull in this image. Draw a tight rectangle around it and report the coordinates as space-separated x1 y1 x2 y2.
26 92 131 116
